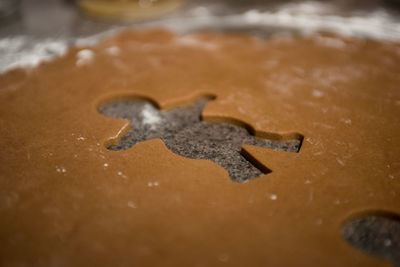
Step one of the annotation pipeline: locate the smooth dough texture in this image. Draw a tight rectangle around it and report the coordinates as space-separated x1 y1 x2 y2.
0 29 399 266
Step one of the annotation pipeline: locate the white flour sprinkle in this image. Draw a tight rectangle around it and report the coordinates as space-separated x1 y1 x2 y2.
269 194 277 200
154 2 400 41
336 158 345 166
148 181 159 187
315 36 347 49
340 118 352 125
56 167 66 173
106 46 120 56
117 171 127 179
305 137 313 144
241 3 400 41
141 104 161 127
312 90 324 98
128 201 136 209
76 49 94 67
176 35 218 50
0 37 67 73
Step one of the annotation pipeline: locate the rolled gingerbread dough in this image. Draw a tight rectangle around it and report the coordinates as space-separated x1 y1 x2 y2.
0 29 399 266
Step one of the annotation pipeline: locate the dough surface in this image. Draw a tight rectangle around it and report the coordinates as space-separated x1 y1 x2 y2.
0 29 399 266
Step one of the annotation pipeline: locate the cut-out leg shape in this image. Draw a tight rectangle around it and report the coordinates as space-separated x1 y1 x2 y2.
98 98 301 182
342 214 400 267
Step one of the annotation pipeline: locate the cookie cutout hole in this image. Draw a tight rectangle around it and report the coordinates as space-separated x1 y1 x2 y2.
97 96 301 182
342 211 400 266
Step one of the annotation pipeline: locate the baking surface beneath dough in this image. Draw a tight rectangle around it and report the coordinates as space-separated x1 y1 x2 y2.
0 29 399 266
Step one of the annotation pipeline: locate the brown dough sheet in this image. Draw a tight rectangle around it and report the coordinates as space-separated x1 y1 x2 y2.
0 29 399 266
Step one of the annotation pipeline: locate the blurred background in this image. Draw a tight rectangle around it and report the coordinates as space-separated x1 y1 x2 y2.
0 0 400 73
